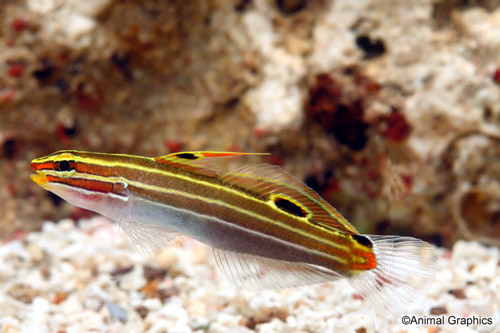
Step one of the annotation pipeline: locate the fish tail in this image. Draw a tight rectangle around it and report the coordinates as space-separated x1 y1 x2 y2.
348 235 436 316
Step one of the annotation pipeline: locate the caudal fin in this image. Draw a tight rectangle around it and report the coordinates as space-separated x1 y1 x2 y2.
348 235 436 316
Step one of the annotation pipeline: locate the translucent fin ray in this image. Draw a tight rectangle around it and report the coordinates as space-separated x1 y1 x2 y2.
114 204 182 253
117 219 182 253
212 248 341 290
348 235 436 317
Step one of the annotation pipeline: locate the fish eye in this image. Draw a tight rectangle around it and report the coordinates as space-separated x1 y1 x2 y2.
57 160 72 172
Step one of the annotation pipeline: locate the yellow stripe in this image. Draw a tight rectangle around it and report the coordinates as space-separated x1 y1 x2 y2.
35 151 354 232
36 151 357 264
39 151 356 233
53 169 351 257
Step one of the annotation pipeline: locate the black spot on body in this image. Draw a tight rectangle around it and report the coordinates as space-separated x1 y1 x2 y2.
275 197 307 218
174 153 199 160
352 234 373 248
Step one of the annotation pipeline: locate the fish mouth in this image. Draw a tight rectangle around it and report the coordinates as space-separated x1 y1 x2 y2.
30 170 49 186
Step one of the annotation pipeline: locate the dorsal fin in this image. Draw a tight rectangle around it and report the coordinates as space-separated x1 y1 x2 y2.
221 164 359 234
154 151 269 177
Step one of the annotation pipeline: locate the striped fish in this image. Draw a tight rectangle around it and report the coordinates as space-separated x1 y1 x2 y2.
30 150 435 314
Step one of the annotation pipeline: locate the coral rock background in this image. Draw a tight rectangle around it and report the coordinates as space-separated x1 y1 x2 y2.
1 0 500 248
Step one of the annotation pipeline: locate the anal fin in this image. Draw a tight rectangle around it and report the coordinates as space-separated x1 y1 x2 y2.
212 248 341 290
117 219 182 254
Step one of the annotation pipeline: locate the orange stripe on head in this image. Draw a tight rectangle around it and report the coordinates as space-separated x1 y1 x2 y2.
31 162 53 171
47 176 114 194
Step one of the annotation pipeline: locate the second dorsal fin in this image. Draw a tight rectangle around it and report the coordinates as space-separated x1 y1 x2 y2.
221 164 359 235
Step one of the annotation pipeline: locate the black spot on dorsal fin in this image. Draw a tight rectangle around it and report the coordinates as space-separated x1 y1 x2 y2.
274 197 308 218
352 234 373 248
174 153 199 160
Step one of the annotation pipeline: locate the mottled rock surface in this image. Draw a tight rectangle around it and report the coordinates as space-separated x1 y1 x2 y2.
1 0 500 247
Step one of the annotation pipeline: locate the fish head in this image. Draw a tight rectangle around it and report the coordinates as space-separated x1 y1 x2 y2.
30 150 129 213
31 150 78 191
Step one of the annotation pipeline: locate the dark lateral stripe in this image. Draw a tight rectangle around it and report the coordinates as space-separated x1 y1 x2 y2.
63 157 357 251
129 183 354 269
65 160 334 239
35 150 376 270
67 159 267 201
130 170 354 250
126 179 359 260
58 156 349 246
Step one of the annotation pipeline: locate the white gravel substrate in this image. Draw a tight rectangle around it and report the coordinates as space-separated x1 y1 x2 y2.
1 217 499 333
